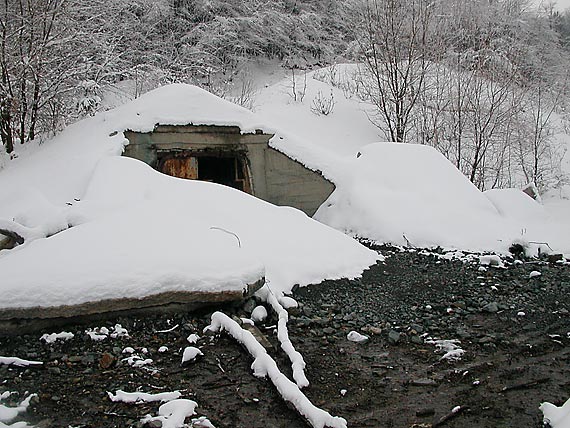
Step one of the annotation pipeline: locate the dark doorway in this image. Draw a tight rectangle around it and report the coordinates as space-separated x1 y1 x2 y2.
159 153 251 193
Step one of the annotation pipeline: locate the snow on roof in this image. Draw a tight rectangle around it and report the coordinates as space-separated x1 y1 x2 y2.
107 84 269 134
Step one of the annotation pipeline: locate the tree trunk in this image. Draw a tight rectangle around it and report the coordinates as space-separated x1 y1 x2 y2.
0 97 13 153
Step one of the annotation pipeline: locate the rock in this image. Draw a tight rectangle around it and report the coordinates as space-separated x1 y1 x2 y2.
410 324 424 334
548 254 564 263
251 305 268 323
456 329 471 339
347 331 369 343
388 330 401 344
362 326 383 335
410 378 437 387
323 327 335 335
416 408 435 417
47 367 61 375
410 335 423 345
479 335 495 344
242 297 258 314
482 302 499 313
99 353 116 369
529 271 542 278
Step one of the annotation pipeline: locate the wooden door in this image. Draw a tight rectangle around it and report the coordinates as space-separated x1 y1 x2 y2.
161 157 199 179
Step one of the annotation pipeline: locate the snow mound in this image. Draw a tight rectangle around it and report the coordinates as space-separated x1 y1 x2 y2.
315 143 516 252
0 156 377 312
485 189 547 223
257 65 570 254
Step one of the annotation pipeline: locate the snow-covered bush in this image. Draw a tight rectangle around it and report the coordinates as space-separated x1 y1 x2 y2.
311 90 335 116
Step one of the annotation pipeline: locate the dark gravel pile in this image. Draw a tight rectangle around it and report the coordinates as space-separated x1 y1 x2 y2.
1 246 569 428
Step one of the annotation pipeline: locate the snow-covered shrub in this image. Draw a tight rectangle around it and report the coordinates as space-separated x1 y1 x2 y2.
311 90 335 116
76 80 102 117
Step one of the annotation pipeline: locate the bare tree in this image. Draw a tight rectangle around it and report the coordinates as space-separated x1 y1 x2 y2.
358 0 436 142
0 0 79 150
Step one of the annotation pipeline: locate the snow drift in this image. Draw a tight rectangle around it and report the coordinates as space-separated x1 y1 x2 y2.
314 143 519 252
0 155 377 312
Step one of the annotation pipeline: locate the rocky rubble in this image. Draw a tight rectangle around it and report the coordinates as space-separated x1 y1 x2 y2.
0 246 569 427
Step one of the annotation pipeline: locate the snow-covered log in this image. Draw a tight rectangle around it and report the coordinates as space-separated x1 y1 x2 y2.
204 311 347 428
258 285 309 388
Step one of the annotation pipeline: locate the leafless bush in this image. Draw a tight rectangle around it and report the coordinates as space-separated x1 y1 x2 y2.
311 90 336 115
229 70 258 111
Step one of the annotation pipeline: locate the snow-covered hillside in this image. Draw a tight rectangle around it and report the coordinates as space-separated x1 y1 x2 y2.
255 65 570 255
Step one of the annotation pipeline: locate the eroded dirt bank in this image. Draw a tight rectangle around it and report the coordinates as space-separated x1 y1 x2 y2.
1 247 569 428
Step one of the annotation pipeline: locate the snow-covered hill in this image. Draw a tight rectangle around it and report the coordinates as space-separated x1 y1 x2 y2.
255 65 570 256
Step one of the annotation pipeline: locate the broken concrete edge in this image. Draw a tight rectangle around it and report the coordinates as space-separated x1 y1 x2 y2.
0 277 265 337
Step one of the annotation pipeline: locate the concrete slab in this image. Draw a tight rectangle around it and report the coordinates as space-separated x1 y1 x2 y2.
0 278 264 336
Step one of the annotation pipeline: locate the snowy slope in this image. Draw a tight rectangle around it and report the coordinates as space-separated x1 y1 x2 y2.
315 143 519 252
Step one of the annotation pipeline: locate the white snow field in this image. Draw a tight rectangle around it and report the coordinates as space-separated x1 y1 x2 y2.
0 84 378 314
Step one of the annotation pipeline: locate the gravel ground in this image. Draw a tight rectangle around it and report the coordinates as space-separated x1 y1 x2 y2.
1 246 569 428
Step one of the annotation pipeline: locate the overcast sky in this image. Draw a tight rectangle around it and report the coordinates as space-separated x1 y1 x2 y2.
555 0 570 11
534 0 570 11
549 0 570 11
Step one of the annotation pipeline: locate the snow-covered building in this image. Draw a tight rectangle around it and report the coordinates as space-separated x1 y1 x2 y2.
124 123 334 217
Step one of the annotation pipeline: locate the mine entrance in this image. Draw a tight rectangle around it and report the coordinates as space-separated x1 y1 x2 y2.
159 153 251 193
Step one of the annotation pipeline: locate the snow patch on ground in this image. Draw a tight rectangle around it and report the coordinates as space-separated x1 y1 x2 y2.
540 397 570 428
0 393 36 427
40 331 74 344
108 390 181 404
85 325 129 341
425 338 465 361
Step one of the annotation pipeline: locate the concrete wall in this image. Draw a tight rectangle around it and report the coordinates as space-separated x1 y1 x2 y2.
123 125 334 217
262 147 334 216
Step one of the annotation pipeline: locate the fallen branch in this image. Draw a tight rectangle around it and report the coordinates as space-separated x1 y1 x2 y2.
501 377 550 392
0 356 43 367
433 405 467 427
210 227 241 248
204 312 347 428
528 241 554 252
403 234 415 248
